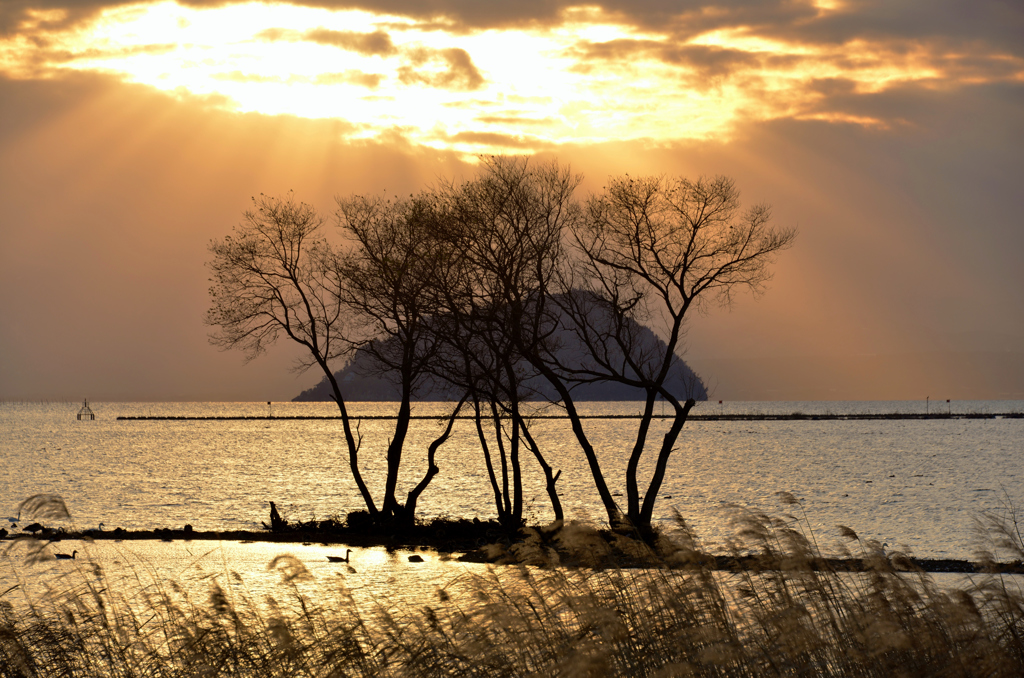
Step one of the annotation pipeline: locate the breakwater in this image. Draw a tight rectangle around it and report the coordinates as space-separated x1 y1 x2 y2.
116 412 1023 421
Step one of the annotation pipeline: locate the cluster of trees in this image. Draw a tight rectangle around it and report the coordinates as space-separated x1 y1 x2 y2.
205 157 795 537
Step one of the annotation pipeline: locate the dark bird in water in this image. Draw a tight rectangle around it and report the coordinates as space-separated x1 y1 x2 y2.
23 522 44 534
0 528 7 539
327 548 352 563
55 550 77 560
408 554 424 563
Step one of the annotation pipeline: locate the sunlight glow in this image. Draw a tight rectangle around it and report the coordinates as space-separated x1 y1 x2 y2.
1 0 1020 154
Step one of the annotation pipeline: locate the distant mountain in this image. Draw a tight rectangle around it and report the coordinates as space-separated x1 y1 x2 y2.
293 311 708 403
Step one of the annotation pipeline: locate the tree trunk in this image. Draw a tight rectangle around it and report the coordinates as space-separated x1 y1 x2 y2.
489 399 516 527
382 382 413 519
518 417 563 522
625 391 658 521
637 397 696 529
530 359 623 528
323 359 377 519
402 395 467 529
473 394 507 523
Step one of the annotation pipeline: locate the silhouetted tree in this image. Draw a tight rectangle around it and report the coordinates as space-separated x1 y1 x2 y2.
432 156 607 526
335 192 460 527
435 161 795 537
205 194 376 518
563 174 797 534
207 165 793 537
208 194 469 530
415 186 564 530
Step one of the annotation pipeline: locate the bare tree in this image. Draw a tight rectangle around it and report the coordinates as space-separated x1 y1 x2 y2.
565 174 797 534
416 189 564 530
434 156 613 527
205 194 376 518
438 163 795 536
206 169 793 538
335 192 457 527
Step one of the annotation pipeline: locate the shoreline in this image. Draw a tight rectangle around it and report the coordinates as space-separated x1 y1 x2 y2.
7 528 1022 574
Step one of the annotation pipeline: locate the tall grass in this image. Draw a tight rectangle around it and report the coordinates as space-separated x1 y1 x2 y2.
2 502 1022 677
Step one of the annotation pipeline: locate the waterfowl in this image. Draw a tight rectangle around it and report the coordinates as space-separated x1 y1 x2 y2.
55 550 77 560
327 548 352 563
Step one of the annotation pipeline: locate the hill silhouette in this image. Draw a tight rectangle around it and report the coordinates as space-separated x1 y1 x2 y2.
293 311 707 403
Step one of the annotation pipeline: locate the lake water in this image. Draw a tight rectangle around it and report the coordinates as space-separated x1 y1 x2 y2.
3 400 1023 563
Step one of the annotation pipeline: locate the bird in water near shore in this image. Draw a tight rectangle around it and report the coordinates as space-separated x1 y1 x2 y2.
55 550 77 560
327 549 352 563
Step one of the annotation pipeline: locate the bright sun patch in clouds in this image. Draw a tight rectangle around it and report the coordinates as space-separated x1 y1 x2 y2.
2 0 1021 153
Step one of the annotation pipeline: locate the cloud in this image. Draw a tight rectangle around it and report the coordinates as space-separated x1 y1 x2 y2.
212 70 385 88
252 26 294 41
315 70 384 88
761 0 1024 55
5 0 1024 55
212 69 283 83
255 27 396 57
303 28 397 56
440 130 541 149
569 38 762 81
254 28 484 91
397 46 483 90
475 114 557 127
0 1 116 36
4 0 1021 153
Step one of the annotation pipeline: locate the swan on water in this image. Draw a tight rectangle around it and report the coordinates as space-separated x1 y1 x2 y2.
327 548 352 563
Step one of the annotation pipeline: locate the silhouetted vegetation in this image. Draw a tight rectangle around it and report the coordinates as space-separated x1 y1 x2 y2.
206 158 794 534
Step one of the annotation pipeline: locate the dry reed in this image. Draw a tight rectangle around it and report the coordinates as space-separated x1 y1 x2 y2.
2 499 1022 677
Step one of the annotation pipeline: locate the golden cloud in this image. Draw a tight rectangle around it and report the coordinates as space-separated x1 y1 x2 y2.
397 46 483 91
0 1 1020 154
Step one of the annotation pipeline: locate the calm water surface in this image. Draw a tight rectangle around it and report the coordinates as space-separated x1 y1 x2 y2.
2 400 1023 565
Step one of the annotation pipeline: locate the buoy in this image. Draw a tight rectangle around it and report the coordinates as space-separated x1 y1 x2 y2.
77 399 95 421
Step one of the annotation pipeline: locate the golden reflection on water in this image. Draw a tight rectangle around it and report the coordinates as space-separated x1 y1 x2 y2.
1 538 485 615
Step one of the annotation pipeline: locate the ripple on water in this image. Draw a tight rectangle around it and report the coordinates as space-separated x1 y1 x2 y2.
1 400 1022 560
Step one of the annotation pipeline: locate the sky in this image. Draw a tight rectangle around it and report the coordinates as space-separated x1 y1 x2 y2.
1 0 1022 402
